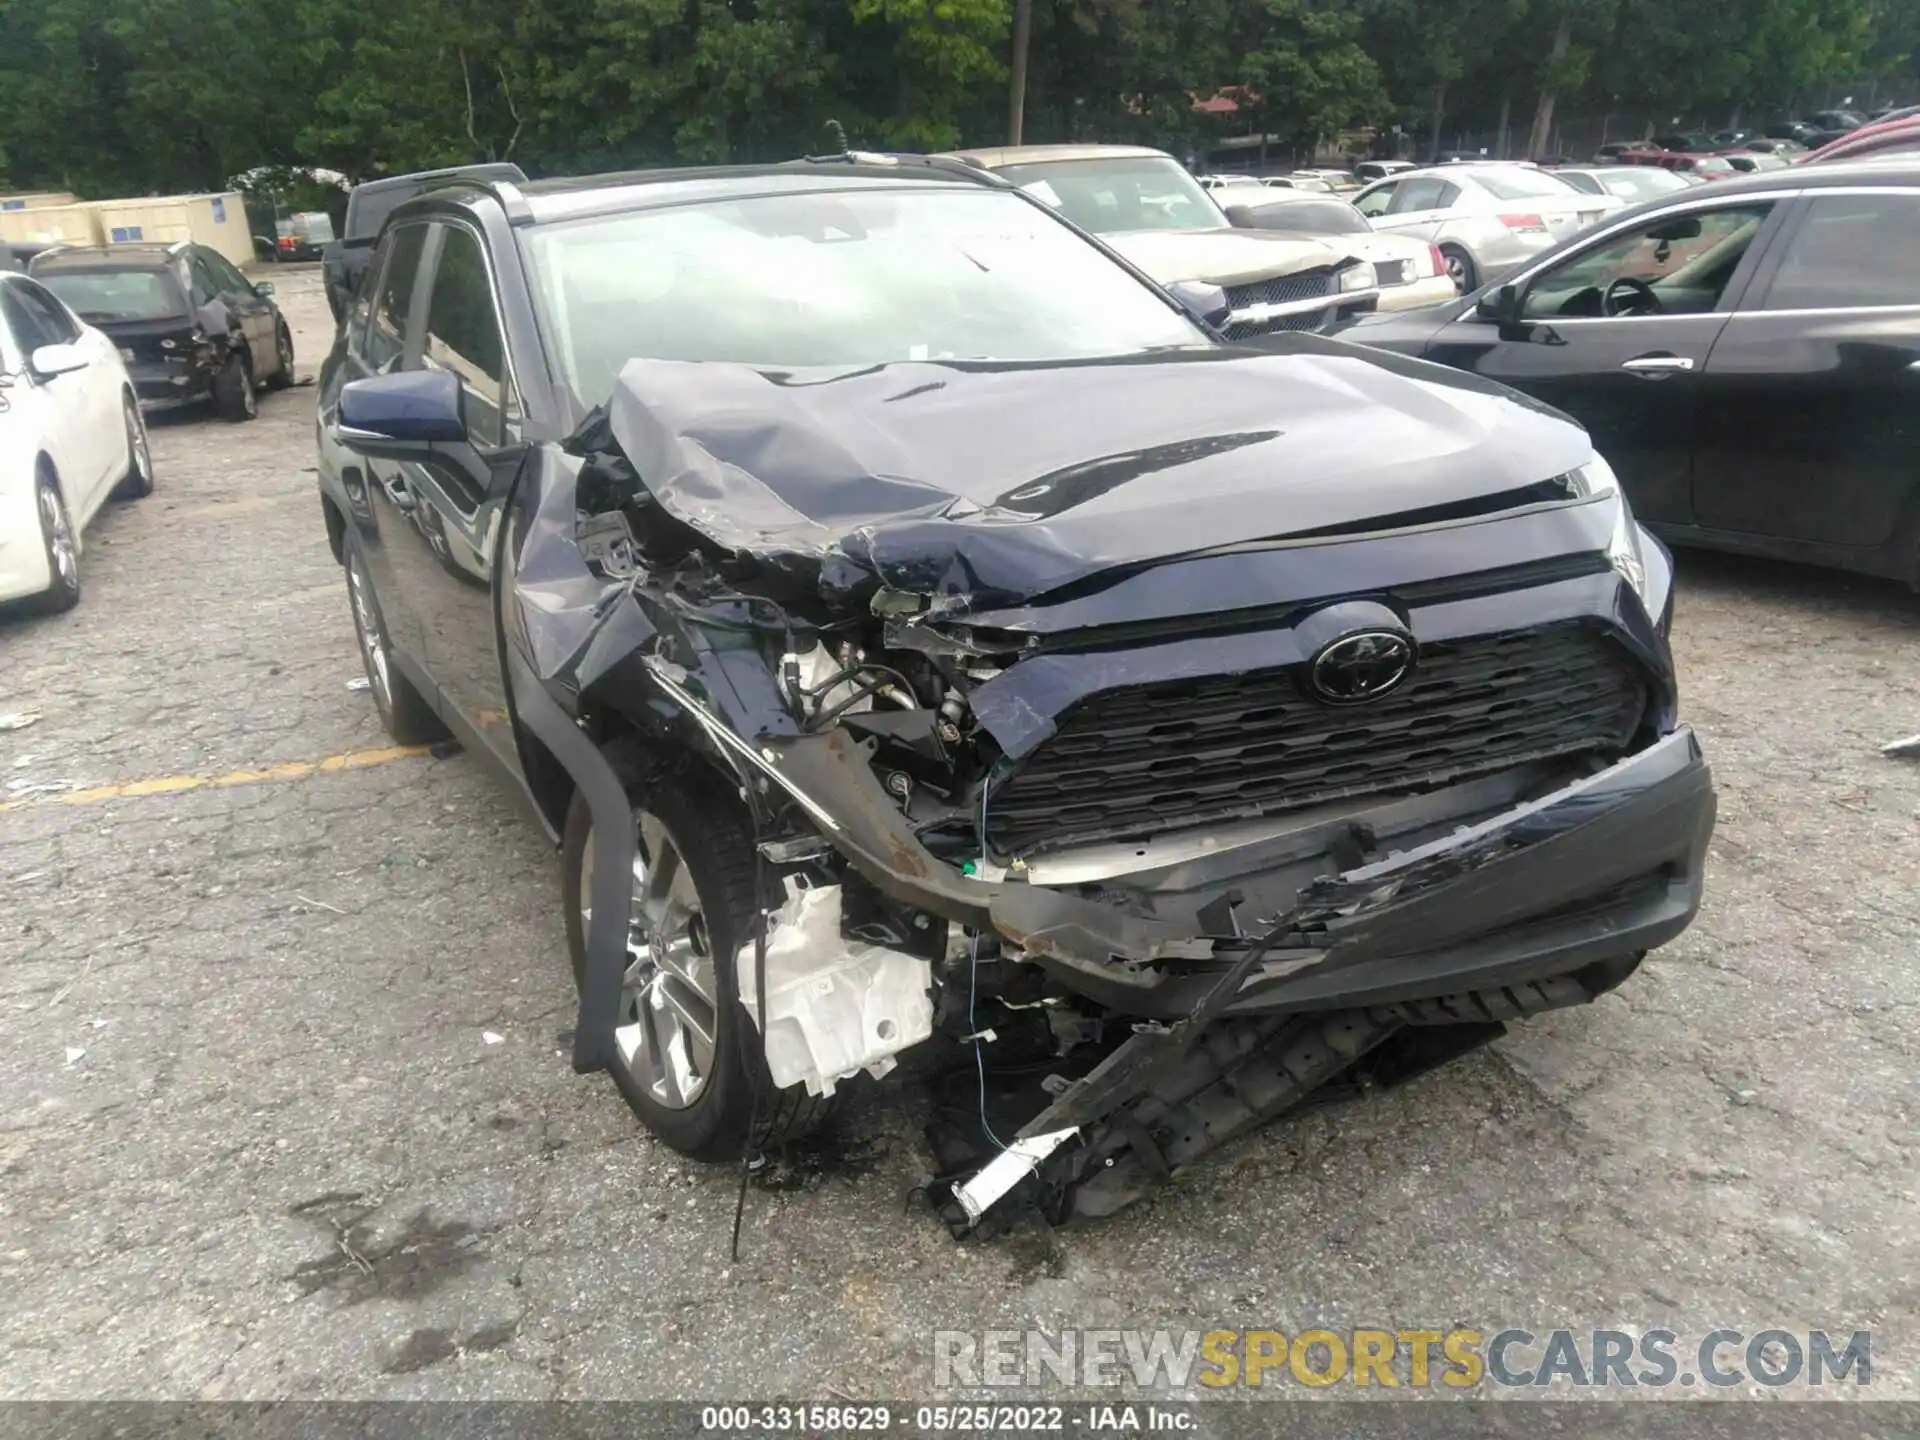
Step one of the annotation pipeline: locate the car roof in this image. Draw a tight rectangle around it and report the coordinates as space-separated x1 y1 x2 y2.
29 242 188 272
393 157 1013 228
934 143 1171 169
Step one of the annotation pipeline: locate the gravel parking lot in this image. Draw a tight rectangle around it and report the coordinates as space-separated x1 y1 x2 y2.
1 266 1915 1404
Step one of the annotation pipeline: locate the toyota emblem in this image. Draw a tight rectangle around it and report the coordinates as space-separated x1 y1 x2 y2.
1308 630 1416 704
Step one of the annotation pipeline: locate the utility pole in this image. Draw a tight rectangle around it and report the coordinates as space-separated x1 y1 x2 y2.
1009 0 1033 145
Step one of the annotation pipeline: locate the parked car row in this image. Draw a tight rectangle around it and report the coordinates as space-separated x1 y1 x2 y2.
943 145 1382 337
0 268 154 612
0 236 301 612
1349 162 1625 291
1347 159 1920 585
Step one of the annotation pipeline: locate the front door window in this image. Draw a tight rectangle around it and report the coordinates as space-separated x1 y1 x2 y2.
1521 205 1773 320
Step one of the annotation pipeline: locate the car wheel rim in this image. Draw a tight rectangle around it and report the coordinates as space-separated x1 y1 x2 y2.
581 812 718 1110
125 404 151 486
40 486 75 588
240 361 256 416
279 331 293 374
345 554 392 709
1445 253 1469 290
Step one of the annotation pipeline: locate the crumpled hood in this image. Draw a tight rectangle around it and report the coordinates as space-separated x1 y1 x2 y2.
601 341 1594 609
1103 227 1352 286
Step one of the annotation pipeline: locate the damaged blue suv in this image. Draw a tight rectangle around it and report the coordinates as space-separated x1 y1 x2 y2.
315 157 1714 1234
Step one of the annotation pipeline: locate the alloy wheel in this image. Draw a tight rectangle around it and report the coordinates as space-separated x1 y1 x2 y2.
125 403 152 489
39 484 76 590
345 551 393 711
1444 252 1471 291
580 812 719 1110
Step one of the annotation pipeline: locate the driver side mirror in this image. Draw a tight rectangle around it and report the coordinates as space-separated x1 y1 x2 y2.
1167 279 1232 330
29 343 89 378
254 281 276 298
1475 283 1521 323
338 368 466 456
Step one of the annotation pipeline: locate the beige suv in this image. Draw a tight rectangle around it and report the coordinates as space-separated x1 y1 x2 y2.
936 144 1380 338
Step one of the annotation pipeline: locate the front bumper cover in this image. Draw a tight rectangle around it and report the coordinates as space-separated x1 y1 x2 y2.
763 725 1713 1018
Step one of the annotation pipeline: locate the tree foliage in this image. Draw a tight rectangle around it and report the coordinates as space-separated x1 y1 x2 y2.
2 0 1916 195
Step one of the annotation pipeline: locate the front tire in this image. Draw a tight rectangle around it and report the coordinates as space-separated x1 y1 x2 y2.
266 321 295 390
112 394 154 500
342 539 447 745
561 753 832 1160
33 469 81 614
212 348 257 422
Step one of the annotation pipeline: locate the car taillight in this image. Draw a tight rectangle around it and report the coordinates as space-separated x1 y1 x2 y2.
277 236 297 250
1428 244 1446 276
1499 213 1548 232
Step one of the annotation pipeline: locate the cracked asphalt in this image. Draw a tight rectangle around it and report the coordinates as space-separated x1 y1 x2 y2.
0 268 1915 1405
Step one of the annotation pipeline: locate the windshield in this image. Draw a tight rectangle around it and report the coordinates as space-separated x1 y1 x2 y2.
523 185 1207 409
994 156 1223 234
39 268 185 322
1472 168 1582 200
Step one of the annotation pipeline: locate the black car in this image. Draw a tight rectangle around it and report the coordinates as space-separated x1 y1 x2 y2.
315 160 1714 1233
321 163 527 324
30 242 294 420
1347 160 1920 584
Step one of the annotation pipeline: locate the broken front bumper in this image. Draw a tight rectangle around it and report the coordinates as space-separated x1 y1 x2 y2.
762 725 1714 1018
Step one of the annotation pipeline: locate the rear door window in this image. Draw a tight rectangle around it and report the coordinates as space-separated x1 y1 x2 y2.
1391 178 1459 213
1761 192 1920 310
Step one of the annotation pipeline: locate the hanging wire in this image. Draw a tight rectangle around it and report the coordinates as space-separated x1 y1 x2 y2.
970 772 1007 1151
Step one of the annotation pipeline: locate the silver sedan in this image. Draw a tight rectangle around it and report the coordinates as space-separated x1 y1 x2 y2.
1351 164 1623 291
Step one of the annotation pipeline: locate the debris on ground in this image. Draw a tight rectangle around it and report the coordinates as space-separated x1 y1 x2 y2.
1883 732 1920 758
0 712 41 732
345 678 372 693
482 1031 505 1046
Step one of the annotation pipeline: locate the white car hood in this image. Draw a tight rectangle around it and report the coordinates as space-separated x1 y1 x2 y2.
1104 227 1352 287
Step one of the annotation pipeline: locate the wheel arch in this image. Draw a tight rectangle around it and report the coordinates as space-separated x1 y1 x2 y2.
319 490 347 565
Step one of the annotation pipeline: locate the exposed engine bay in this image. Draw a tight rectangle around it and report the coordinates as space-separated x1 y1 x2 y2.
507 347 1716 1234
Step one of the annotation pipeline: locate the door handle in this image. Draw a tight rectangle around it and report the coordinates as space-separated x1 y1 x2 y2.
1621 355 1695 375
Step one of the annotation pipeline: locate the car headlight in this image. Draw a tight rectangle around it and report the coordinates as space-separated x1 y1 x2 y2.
1337 260 1376 292
1572 454 1647 600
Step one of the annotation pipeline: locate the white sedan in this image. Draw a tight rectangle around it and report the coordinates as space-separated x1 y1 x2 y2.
1212 186 1460 311
0 270 153 612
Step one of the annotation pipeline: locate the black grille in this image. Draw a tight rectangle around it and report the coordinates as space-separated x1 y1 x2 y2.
985 625 1649 854
1225 271 1334 310
1223 309 1325 341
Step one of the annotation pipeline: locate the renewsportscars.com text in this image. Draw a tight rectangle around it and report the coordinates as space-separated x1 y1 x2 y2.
933 1328 1871 1391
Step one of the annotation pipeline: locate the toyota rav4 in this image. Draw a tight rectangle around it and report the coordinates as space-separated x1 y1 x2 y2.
314 157 1714 1233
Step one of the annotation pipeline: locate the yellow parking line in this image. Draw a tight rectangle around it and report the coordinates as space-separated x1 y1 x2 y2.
0 745 431 813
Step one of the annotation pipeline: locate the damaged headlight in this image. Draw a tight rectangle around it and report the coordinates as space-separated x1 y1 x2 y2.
1572 454 1647 601
1337 260 1377 293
